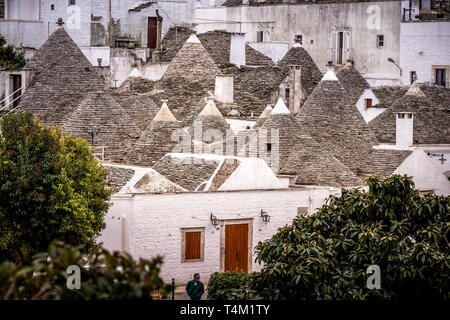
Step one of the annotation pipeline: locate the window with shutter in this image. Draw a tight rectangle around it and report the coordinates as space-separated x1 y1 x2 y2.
365 99 372 109
182 228 204 262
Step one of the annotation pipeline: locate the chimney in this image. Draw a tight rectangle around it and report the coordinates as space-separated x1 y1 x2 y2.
230 33 246 67
395 112 414 149
214 74 234 103
288 65 302 114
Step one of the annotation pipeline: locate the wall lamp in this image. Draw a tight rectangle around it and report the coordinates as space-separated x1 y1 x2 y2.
260 209 270 223
387 57 402 76
210 213 219 226
87 127 99 146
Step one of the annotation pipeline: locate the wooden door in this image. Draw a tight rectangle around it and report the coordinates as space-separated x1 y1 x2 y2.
338 32 344 65
148 17 157 49
225 224 248 273
11 75 22 108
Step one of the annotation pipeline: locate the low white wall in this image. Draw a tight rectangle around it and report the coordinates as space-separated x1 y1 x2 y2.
103 187 339 285
248 42 289 63
142 63 169 81
80 47 110 67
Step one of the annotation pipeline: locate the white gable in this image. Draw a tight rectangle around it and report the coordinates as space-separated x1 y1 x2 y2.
128 68 142 78
393 149 450 196
219 158 286 191
355 88 385 123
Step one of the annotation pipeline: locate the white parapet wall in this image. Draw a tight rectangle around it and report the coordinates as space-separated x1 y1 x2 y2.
230 33 246 67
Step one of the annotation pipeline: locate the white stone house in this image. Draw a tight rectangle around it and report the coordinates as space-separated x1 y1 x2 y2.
99 157 341 285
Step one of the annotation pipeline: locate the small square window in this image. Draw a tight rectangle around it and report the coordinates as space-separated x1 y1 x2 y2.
310 39 314 45
267 143 272 152
294 35 302 46
365 98 372 109
69 0 76 5
398 114 405 119
51 4 54 10
181 228 204 262
377 35 384 48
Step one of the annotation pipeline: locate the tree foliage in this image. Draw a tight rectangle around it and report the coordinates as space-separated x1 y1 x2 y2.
0 241 171 300
207 271 262 300
0 34 26 70
0 112 111 262
253 175 450 300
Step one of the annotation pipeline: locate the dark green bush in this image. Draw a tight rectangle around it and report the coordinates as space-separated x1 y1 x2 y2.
0 241 173 300
207 271 261 300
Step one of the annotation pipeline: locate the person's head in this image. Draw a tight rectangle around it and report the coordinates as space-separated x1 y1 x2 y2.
194 273 200 282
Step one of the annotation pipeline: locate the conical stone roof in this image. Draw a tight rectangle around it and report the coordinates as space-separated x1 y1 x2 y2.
18 27 107 126
151 34 220 124
62 91 141 162
258 99 362 186
277 44 323 98
298 70 378 175
336 63 371 105
126 102 183 166
189 99 231 138
369 83 450 145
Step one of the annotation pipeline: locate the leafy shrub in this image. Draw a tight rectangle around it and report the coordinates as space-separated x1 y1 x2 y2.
207 271 261 300
0 241 172 300
253 175 450 300
0 112 112 262
0 34 26 70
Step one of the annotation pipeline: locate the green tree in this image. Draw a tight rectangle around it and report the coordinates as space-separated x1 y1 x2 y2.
0 241 172 300
0 112 111 262
0 34 26 70
253 175 450 300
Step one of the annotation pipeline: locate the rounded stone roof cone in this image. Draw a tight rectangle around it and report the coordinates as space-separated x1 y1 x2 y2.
153 101 177 121
321 69 339 81
199 99 224 118
271 97 290 115
128 68 142 78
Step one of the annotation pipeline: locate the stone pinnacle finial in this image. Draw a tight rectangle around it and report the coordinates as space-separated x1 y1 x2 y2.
56 18 65 27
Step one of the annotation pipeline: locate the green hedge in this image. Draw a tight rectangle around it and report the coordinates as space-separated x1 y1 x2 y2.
207 271 262 300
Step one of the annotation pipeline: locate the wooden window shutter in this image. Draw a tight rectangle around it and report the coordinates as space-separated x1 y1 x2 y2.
185 232 201 260
366 98 372 109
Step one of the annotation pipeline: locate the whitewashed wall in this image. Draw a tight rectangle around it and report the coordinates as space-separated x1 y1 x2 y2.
248 42 289 63
100 187 340 285
195 1 402 85
399 21 450 85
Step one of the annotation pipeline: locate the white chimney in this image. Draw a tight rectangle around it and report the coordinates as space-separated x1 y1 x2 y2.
288 65 302 114
230 33 246 67
214 74 234 103
395 112 414 149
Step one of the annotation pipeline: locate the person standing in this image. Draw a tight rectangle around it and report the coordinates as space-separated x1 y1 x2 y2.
186 273 204 300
